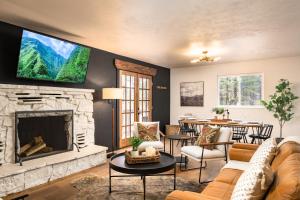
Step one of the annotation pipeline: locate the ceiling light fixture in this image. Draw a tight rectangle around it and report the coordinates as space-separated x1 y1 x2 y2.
190 51 221 63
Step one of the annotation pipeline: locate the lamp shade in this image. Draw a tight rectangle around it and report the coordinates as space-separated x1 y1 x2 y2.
102 88 123 100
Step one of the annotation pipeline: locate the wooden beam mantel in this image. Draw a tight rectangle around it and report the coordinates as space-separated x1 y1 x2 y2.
114 59 157 76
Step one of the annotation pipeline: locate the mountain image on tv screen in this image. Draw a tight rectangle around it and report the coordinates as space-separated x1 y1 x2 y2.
17 30 91 83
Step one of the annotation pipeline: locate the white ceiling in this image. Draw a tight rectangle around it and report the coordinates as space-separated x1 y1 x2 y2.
1 0 300 68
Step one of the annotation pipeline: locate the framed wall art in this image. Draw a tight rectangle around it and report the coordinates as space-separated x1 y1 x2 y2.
180 81 204 106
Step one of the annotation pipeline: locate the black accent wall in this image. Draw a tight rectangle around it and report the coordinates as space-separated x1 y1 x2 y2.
0 21 170 151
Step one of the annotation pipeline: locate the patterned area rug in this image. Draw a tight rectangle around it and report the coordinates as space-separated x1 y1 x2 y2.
71 174 207 200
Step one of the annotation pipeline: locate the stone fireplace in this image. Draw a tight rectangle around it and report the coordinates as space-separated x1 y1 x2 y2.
15 110 73 163
0 84 107 197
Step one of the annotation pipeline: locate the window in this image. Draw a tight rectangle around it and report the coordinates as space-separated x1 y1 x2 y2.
218 74 263 107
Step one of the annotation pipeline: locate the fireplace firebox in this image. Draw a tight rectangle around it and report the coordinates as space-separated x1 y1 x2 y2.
15 110 73 163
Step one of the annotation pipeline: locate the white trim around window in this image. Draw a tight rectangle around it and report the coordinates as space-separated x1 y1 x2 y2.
217 73 264 108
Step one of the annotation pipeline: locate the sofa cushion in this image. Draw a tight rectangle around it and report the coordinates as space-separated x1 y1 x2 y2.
223 160 250 171
271 141 300 171
266 153 300 200
250 138 277 165
181 146 224 159
214 168 244 185
229 148 257 162
202 181 235 200
231 162 274 200
232 143 259 151
166 191 221 200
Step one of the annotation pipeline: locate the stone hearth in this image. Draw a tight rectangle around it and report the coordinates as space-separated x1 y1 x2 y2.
0 84 107 197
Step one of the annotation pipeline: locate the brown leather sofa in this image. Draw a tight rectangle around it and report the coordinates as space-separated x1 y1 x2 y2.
166 141 300 200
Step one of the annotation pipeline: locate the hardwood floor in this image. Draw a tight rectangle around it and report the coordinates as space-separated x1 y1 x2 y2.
5 140 225 200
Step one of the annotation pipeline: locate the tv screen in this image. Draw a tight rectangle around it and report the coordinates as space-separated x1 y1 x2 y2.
17 30 91 83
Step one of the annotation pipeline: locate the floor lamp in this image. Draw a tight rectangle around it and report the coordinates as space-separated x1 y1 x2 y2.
102 88 123 156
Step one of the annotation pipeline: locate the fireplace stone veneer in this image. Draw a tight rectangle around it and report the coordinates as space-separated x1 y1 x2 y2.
0 84 107 197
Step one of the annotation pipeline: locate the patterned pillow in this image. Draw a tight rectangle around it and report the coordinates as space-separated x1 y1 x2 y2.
137 123 159 141
250 138 277 165
231 162 274 200
196 125 220 150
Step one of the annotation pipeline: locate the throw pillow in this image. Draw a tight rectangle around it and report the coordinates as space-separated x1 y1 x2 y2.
231 162 274 200
137 123 159 141
196 125 220 150
250 138 277 165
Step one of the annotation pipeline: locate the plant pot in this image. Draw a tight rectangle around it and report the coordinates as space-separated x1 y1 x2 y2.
131 150 139 157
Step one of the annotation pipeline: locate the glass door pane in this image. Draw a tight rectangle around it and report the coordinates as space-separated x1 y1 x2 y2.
119 71 136 148
138 74 152 122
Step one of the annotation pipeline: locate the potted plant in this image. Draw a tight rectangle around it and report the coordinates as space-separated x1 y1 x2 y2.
261 79 298 142
212 107 225 119
129 136 143 157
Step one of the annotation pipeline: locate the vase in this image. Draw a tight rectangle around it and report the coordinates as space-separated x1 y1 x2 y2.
131 150 139 157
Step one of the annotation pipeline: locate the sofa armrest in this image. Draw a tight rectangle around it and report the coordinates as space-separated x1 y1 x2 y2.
232 143 259 150
229 147 257 162
165 190 221 200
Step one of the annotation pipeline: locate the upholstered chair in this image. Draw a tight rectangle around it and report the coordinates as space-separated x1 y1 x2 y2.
181 127 233 183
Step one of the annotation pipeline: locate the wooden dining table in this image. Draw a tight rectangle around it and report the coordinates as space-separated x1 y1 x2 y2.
180 119 264 144
181 119 263 128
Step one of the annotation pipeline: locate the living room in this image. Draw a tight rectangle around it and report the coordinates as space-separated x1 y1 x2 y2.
0 1 299 200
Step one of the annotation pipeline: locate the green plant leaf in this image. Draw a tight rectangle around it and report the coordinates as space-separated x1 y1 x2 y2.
262 79 298 134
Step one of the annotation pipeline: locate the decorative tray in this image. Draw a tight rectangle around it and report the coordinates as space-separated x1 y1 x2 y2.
125 150 160 165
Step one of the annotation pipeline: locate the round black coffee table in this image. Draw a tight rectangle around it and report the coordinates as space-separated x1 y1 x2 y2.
109 151 176 200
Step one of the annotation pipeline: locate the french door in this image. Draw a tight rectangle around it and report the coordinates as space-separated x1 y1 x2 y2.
119 70 152 148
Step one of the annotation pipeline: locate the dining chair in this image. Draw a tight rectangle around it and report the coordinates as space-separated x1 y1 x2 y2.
249 124 273 144
231 126 249 143
178 120 197 135
248 125 263 144
178 120 197 145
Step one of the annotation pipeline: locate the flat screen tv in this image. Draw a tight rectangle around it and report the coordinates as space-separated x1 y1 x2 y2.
17 30 91 83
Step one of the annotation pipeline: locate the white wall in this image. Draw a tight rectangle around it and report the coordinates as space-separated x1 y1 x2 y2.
171 56 300 138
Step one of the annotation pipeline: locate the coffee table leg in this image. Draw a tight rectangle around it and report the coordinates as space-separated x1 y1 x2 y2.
171 140 174 155
109 166 112 193
174 165 176 190
171 140 172 155
143 176 146 200
169 139 172 155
